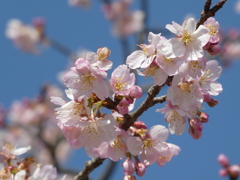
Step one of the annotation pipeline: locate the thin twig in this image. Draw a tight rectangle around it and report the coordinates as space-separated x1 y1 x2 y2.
196 0 227 29
42 37 78 62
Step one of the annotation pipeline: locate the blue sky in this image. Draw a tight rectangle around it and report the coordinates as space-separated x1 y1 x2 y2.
0 0 240 180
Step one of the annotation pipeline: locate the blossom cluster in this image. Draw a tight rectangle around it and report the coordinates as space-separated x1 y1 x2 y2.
218 154 240 179
0 143 65 180
50 17 223 179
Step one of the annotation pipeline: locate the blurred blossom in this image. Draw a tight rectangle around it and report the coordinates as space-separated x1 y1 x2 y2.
102 0 144 37
68 0 90 8
235 0 240 14
6 19 40 53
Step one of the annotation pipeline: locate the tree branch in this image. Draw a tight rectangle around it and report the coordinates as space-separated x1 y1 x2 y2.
74 158 105 180
196 0 227 29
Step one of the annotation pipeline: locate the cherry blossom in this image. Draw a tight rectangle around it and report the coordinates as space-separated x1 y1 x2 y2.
109 64 135 96
127 125 172 166
126 32 163 69
162 18 210 60
6 19 40 53
64 58 109 99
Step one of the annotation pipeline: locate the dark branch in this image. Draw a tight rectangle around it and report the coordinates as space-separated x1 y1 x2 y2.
204 0 212 14
74 158 105 180
196 0 227 29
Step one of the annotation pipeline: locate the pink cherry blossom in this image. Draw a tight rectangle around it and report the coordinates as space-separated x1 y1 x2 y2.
162 18 210 60
166 75 203 111
64 58 109 99
197 60 223 96
204 17 220 44
85 47 112 71
127 125 171 166
178 58 206 78
109 65 135 96
137 63 168 86
127 32 163 69
93 128 129 161
156 102 187 135
156 143 180 167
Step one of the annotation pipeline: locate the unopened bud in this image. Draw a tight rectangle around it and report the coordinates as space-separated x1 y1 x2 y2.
97 47 111 61
188 127 202 140
219 169 228 177
208 45 221 55
132 121 147 129
129 85 142 99
189 118 203 131
135 162 146 177
123 158 135 175
203 94 212 102
218 154 230 167
117 99 130 114
207 98 219 107
200 112 209 123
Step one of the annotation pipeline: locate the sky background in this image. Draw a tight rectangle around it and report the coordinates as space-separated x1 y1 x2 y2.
0 0 240 180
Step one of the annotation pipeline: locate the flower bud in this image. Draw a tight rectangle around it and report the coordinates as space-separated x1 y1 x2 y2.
207 98 218 107
229 165 240 176
203 94 212 102
132 121 147 129
123 158 135 175
218 154 230 167
97 47 111 61
200 112 209 123
219 169 228 177
135 162 146 177
189 118 203 131
188 127 202 140
208 45 221 55
117 99 130 114
129 85 142 99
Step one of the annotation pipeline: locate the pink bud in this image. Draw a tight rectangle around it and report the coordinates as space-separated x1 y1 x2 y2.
188 127 202 140
135 162 146 177
129 85 142 99
132 121 147 129
203 42 211 50
203 94 212 102
117 99 130 114
218 154 230 167
189 118 203 131
208 45 221 55
200 113 209 123
219 169 228 177
8 166 14 171
229 165 240 176
32 17 45 28
207 98 219 107
123 175 137 180
123 158 136 175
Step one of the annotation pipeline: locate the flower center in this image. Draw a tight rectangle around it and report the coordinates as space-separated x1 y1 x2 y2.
163 56 174 65
145 65 158 77
114 78 126 91
79 73 96 91
182 32 194 45
206 24 218 35
200 70 214 82
189 61 202 71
